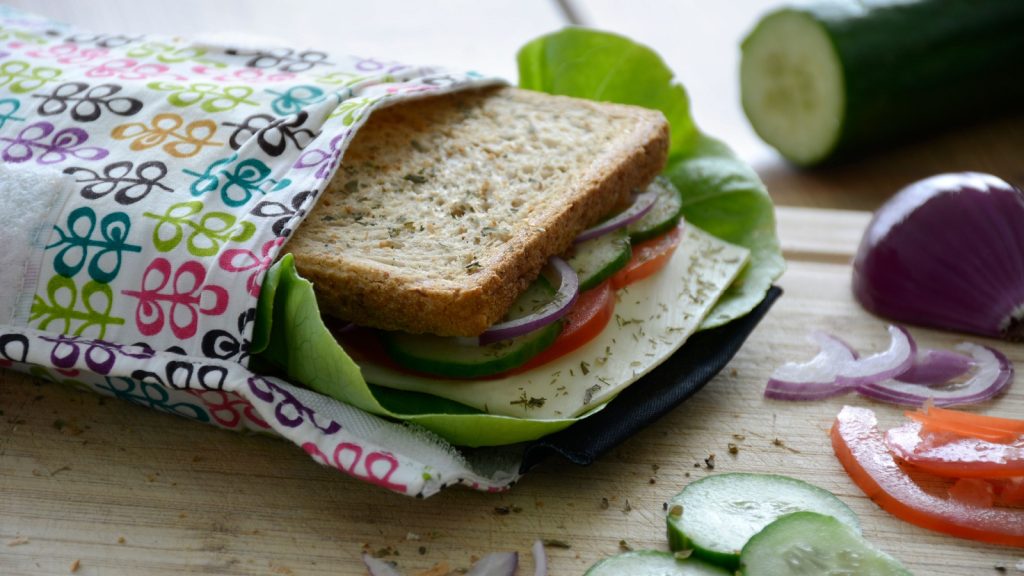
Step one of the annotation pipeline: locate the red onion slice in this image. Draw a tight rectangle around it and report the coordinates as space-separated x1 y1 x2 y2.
363 554 404 576
896 348 975 386
532 540 548 576
466 552 519 576
765 331 858 400
478 257 578 345
835 325 916 386
574 188 659 243
857 343 1013 407
766 326 915 400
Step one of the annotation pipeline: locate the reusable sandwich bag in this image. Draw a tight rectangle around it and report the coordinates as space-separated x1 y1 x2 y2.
0 8 777 497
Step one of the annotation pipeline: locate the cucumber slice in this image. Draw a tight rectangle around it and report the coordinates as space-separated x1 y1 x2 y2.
567 228 631 291
742 1 1024 166
739 512 911 576
667 473 860 569
383 279 562 378
627 177 684 243
585 551 730 576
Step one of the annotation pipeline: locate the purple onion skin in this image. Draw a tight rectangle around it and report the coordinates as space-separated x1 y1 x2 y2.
853 173 1024 341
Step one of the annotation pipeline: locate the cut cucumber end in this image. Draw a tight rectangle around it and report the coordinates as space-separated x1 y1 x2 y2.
666 473 860 569
741 9 845 166
739 512 912 576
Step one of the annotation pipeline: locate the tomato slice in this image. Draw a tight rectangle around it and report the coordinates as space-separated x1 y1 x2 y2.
510 281 615 373
831 405 1024 547
885 421 1024 479
611 225 682 289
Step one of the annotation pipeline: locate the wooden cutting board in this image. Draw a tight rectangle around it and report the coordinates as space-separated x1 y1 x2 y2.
1 207 1022 575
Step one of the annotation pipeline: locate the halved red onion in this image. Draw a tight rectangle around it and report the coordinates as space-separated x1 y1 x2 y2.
853 172 1024 341
478 257 578 345
766 326 915 400
896 348 975 386
574 188 659 243
466 552 519 576
532 540 548 576
858 343 1013 407
363 554 404 576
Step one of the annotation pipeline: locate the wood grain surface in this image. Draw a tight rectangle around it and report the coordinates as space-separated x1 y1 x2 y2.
4 1 1024 574
3 208 1022 575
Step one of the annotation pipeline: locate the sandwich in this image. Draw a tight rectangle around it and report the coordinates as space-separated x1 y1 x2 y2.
273 85 752 440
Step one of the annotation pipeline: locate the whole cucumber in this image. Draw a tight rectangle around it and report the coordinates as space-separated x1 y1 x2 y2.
741 0 1024 166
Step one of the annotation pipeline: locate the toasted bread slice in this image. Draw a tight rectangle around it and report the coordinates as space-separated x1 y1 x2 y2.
286 86 669 336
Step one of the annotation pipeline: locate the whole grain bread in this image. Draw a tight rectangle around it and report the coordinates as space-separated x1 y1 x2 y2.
285 86 668 336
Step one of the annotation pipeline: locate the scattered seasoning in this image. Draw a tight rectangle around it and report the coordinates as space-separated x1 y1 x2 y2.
542 539 572 549
773 438 802 454
618 540 633 552
493 506 512 516
52 419 65 431
7 536 29 547
403 173 428 184
669 504 683 518
418 546 427 555
993 565 1006 573
600 497 610 510
406 532 421 541
662 502 668 511
69 559 80 573
622 499 632 513
579 361 590 375
704 454 716 469
733 433 746 441
649 477 656 485
582 384 601 405
117 537 125 544
728 443 739 456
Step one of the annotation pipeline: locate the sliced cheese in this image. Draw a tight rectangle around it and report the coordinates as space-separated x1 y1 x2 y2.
358 225 749 420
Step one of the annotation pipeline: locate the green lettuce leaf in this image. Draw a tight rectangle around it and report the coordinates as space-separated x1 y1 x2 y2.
517 28 784 327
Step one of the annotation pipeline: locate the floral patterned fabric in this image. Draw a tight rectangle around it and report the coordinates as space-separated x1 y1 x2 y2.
0 7 519 496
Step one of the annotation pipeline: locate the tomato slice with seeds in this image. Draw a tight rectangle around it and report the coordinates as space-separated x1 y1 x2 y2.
611 225 682 289
831 405 1024 548
510 280 616 373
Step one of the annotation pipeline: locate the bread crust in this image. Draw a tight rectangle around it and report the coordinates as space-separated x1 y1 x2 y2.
286 87 669 336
